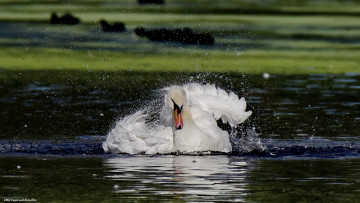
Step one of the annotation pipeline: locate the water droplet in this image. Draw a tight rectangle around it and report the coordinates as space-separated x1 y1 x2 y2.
262 73 270 79
236 51 243 56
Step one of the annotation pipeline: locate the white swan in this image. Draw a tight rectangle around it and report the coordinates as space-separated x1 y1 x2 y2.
103 83 252 154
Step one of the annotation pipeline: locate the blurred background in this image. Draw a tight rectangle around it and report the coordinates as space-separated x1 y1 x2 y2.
1 0 360 73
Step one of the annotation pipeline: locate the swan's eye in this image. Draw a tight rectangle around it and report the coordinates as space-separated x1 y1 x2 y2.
171 98 182 113
174 103 181 112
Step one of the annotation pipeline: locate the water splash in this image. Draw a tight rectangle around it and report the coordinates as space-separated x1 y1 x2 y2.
230 127 266 153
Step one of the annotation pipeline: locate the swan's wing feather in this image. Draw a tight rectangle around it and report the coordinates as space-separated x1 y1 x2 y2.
190 107 232 152
184 83 252 126
103 110 174 154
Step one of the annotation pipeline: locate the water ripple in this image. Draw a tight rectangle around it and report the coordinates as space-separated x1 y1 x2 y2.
1 138 359 159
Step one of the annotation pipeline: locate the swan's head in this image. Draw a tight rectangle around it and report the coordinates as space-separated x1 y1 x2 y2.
166 86 186 130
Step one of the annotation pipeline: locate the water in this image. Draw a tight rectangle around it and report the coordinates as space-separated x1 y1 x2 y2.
1 156 360 202
1 70 360 201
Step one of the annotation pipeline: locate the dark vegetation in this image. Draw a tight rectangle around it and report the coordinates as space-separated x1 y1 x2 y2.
134 27 214 45
50 12 80 25
99 20 126 32
138 0 164 5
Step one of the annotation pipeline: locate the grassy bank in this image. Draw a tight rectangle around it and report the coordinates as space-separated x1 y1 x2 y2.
1 46 359 74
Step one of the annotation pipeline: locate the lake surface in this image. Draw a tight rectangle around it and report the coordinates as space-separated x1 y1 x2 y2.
1 71 360 201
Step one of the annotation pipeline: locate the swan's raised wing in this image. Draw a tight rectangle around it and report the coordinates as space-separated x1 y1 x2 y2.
103 110 174 154
183 83 252 127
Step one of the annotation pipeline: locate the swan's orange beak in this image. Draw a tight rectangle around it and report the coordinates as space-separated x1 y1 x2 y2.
174 109 183 130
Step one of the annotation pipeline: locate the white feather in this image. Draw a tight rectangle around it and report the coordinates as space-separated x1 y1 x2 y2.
184 83 252 127
103 110 173 154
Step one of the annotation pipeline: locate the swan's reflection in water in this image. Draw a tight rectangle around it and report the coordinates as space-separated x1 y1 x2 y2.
103 155 249 202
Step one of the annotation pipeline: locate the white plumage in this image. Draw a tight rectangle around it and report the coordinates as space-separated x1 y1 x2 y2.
103 83 252 154
103 111 174 154
184 83 251 126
